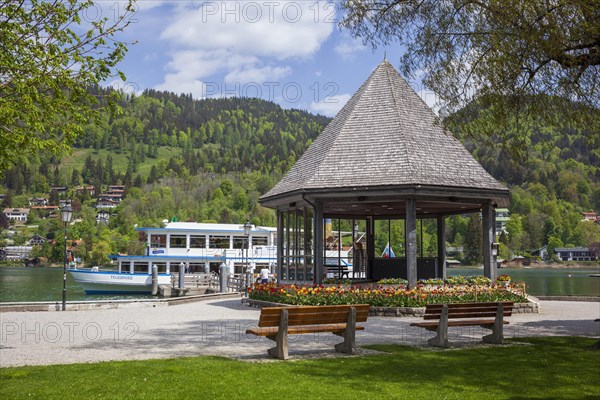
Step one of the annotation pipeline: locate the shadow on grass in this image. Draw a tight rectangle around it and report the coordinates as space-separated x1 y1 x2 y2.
278 337 600 399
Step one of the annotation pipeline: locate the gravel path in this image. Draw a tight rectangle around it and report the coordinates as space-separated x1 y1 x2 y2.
1 299 598 367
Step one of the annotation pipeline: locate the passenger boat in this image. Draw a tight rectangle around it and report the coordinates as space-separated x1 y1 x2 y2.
68 267 171 294
68 221 352 294
68 222 278 294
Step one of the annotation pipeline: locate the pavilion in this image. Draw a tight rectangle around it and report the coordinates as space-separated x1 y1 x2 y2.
259 61 510 287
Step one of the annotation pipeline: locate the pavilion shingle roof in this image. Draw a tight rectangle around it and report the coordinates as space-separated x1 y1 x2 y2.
261 61 508 201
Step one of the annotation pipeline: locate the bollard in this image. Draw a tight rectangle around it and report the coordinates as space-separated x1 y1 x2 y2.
219 263 228 293
151 264 158 296
178 262 185 289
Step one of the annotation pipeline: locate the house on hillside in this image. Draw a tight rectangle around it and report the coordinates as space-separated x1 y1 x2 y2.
28 197 49 206
3 208 30 222
581 212 597 222
531 245 548 260
96 210 111 224
50 186 68 196
75 186 96 197
495 208 510 236
29 235 46 246
554 247 598 261
108 185 125 192
96 198 119 209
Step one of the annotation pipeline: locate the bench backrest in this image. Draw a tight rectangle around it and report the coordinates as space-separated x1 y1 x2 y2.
258 304 370 327
423 302 514 320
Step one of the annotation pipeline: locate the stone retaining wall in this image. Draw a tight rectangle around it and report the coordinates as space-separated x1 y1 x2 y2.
243 297 540 316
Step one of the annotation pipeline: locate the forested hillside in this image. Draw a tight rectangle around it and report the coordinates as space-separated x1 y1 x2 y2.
1 89 598 265
446 98 600 261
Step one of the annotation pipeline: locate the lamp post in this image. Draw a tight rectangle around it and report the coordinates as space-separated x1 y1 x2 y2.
61 204 73 311
243 219 252 296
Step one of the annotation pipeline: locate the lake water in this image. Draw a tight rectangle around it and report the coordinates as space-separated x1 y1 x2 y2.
449 267 600 297
1 265 599 302
0 266 153 302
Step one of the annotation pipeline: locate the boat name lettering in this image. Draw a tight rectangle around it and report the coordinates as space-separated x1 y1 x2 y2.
110 275 133 280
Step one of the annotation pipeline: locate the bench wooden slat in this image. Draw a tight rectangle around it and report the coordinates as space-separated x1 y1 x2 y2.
412 320 509 328
423 311 513 319
258 305 370 327
422 302 513 320
246 324 365 336
258 304 370 314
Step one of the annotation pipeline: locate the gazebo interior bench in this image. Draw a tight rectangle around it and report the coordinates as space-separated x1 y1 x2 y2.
246 304 370 360
411 301 514 348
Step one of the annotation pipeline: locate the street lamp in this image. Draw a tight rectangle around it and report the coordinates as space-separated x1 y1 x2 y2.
61 204 73 311
243 219 252 296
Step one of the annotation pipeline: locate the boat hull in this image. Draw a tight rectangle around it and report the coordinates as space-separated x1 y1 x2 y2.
68 269 171 294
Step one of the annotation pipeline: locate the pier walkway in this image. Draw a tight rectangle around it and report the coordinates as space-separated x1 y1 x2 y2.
1 299 598 367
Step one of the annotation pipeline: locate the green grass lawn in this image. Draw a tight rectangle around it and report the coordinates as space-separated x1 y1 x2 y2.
61 146 182 180
1 337 599 399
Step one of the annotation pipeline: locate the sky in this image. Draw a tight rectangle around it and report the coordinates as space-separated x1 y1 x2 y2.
97 0 438 117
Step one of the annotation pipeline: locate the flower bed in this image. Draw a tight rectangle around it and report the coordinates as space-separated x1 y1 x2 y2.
248 277 528 308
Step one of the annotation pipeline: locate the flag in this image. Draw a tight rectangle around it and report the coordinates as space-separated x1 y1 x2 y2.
381 243 395 258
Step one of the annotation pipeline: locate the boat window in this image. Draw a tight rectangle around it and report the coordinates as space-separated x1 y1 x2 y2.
209 235 229 249
252 236 268 246
190 235 206 248
170 235 186 248
150 234 166 248
232 236 247 249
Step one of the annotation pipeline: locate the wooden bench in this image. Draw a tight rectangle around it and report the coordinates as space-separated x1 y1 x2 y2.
410 302 514 348
246 304 370 360
325 265 350 279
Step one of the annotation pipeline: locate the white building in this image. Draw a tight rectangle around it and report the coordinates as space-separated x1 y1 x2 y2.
3 208 30 222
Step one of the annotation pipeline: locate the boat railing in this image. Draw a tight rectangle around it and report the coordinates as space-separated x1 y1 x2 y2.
170 272 219 288
226 275 245 292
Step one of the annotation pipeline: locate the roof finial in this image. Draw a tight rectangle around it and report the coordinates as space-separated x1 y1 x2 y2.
383 51 387 62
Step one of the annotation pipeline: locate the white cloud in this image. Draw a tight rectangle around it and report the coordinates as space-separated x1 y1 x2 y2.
225 65 292 85
155 74 207 99
309 93 352 117
334 37 367 60
154 1 335 98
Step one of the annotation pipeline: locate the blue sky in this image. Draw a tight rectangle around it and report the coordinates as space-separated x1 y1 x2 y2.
99 1 437 117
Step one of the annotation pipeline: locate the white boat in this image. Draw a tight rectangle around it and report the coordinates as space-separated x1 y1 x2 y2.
68 222 353 294
68 268 171 294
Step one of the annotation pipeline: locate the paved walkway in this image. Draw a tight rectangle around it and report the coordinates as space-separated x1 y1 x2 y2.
1 299 598 367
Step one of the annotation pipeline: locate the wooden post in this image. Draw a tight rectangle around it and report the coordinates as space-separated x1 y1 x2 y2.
437 216 446 280
482 203 496 281
406 198 417 288
314 201 324 284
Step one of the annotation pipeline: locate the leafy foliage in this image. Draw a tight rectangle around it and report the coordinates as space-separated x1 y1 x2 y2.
0 0 135 172
340 0 600 131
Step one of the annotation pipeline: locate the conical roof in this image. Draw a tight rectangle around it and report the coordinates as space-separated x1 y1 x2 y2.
261 61 508 203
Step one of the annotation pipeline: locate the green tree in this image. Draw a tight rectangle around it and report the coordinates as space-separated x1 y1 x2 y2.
0 0 136 172
547 236 564 261
463 214 482 265
340 1 600 133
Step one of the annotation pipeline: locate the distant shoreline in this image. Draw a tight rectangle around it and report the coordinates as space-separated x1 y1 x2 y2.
2 261 599 270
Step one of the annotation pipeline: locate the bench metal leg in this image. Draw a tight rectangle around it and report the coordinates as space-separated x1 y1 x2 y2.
483 302 505 344
428 304 450 348
334 307 357 354
267 309 289 360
